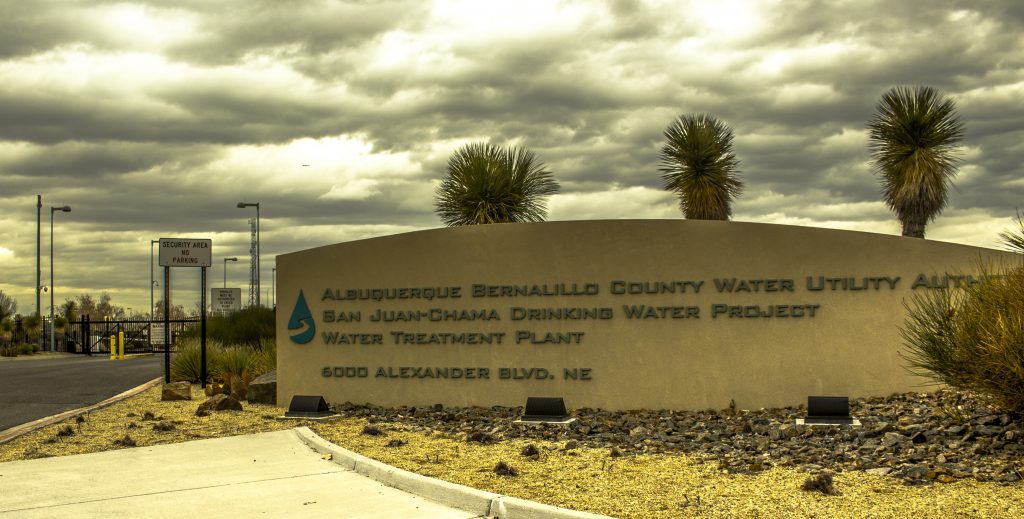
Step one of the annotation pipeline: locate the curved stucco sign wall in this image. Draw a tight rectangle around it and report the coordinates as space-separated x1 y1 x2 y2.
276 220 1017 411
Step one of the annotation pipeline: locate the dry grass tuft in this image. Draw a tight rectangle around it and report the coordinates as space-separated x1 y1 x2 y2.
494 461 518 476
801 471 838 495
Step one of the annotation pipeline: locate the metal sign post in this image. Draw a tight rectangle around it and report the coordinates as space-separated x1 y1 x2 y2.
163 266 170 382
158 238 212 386
200 267 207 387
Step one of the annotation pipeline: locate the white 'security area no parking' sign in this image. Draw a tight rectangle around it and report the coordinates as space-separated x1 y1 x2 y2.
158 238 212 268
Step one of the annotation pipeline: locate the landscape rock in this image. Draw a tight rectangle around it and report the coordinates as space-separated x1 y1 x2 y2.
326 389 1023 485
246 371 276 404
204 382 225 397
196 394 243 415
161 381 192 401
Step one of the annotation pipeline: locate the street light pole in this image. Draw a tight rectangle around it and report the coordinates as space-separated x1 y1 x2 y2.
36 195 42 352
150 240 158 320
236 202 260 306
223 257 238 288
50 205 71 352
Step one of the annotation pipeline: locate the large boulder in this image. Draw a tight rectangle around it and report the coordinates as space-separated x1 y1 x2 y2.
196 394 243 415
246 371 277 405
161 381 192 401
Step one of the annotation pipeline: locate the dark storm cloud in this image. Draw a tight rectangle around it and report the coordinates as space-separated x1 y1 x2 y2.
162 0 429 65
0 141 216 180
1 0 1023 314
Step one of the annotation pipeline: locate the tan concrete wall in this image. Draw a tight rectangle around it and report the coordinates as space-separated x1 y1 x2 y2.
276 220 1017 411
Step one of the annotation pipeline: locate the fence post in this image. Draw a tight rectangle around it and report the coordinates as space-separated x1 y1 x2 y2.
84 315 91 356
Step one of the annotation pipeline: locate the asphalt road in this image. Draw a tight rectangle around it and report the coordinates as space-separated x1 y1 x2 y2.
0 355 164 431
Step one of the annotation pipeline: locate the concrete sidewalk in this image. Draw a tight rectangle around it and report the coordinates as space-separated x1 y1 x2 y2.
0 429 479 518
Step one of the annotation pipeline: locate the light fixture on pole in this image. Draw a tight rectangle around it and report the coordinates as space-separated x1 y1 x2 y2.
236 201 260 307
50 205 71 352
223 257 238 288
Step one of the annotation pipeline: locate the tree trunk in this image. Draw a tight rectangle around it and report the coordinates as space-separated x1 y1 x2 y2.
902 219 926 238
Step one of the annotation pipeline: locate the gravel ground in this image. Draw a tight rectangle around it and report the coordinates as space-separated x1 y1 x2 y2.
0 386 1021 518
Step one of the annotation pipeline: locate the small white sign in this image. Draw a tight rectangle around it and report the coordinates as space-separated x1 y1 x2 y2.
212 288 242 314
159 238 212 267
151 322 166 345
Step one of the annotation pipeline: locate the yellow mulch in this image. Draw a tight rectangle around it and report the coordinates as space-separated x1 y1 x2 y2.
1 385 1020 518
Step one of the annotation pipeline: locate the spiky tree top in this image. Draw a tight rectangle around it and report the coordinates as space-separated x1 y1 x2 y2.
867 85 964 238
434 142 560 227
659 114 743 220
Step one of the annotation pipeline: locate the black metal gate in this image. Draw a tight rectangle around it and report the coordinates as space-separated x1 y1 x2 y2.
65 316 200 354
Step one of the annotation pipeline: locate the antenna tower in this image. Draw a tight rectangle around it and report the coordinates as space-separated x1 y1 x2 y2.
248 217 258 307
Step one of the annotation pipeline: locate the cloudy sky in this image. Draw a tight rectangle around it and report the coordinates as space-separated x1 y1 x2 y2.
1 0 1022 318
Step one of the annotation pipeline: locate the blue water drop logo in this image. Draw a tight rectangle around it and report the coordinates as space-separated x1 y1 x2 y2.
288 290 315 344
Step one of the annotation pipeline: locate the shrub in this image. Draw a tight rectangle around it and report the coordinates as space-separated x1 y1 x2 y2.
801 471 836 495
0 346 17 357
170 340 224 383
211 345 258 380
493 461 519 476
361 425 384 436
16 343 34 355
183 306 275 349
901 264 1024 414
252 338 276 376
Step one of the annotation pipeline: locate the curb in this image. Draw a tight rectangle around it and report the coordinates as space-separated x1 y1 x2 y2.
293 426 611 519
0 377 163 445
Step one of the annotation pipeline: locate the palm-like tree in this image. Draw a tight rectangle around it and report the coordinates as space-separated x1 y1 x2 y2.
0 290 15 323
659 114 743 220
998 211 1024 253
434 142 560 226
867 86 965 238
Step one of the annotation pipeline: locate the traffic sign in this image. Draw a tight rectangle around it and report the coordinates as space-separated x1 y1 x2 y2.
159 238 212 267
212 288 241 314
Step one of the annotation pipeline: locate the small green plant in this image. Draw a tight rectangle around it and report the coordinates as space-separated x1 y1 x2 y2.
113 434 136 447
901 263 1024 413
0 346 17 357
170 340 223 383
466 431 496 444
16 343 34 356
211 346 257 380
152 422 175 432
801 471 837 495
182 306 275 348
252 338 276 375
493 461 518 476
362 425 384 436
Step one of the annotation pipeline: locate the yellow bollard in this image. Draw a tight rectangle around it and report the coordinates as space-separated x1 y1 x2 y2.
118 331 125 359
109 335 115 359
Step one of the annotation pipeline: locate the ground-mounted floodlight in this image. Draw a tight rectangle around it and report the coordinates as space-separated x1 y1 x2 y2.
798 396 859 426
283 395 336 419
514 396 576 425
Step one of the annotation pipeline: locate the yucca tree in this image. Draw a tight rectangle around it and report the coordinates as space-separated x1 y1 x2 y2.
659 114 743 220
998 211 1024 253
867 86 965 238
434 142 560 226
